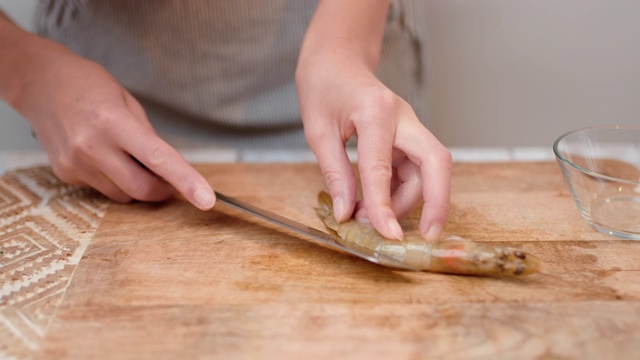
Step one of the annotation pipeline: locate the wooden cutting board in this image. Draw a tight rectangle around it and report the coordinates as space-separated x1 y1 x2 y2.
3 162 639 359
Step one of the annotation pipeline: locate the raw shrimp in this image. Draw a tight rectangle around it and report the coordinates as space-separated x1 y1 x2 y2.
315 191 540 276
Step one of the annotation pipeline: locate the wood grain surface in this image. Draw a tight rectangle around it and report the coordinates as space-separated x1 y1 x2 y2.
2 162 639 359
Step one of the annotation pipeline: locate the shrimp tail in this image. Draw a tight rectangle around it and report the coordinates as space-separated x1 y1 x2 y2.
429 240 541 276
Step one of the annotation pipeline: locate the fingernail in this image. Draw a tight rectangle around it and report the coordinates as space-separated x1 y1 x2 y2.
194 188 215 210
387 219 404 241
333 196 345 221
354 207 369 223
424 225 442 242
355 215 371 224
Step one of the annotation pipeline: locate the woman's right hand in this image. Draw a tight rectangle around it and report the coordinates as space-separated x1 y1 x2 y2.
0 17 216 210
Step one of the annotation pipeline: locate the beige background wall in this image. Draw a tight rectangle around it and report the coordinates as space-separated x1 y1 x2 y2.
1 0 639 150
425 0 640 147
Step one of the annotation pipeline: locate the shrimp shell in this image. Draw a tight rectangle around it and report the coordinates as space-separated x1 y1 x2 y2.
315 191 540 276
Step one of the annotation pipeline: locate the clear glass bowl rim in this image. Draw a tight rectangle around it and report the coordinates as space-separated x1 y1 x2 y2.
553 124 640 186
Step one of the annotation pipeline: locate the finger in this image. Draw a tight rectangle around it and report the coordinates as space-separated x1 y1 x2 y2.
118 126 216 210
418 151 452 241
354 153 421 221
356 121 403 240
389 156 423 220
395 120 452 241
81 170 133 203
49 154 133 203
305 121 357 222
103 152 176 202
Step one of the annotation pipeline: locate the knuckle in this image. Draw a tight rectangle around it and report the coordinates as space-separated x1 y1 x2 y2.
86 105 121 132
431 145 452 165
303 116 332 139
67 136 94 161
50 163 79 185
365 157 393 179
365 87 396 108
352 88 398 124
303 125 322 146
147 143 173 167
51 152 85 185
321 169 345 189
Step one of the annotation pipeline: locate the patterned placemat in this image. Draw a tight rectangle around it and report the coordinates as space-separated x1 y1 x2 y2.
0 167 109 357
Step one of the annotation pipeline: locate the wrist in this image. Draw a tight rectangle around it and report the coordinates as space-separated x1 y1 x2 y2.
298 0 390 75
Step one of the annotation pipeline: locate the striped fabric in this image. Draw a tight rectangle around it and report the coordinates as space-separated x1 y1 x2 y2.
34 0 428 149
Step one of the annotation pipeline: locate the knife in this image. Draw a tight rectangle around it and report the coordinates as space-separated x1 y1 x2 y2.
214 191 416 270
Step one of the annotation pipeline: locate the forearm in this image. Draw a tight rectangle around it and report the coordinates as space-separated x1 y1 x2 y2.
298 0 391 72
0 10 62 108
0 10 32 103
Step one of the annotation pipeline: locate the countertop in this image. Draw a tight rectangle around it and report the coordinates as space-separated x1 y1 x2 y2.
2 148 639 359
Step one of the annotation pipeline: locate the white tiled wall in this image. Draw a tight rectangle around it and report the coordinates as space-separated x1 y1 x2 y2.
0 147 557 175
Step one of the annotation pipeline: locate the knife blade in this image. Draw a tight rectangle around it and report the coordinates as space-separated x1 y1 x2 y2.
214 191 416 270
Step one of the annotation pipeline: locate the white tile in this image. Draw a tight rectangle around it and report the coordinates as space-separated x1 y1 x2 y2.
0 150 49 174
237 147 359 163
346 147 358 162
449 147 511 162
180 148 238 163
239 149 317 163
0 146 560 177
511 147 556 162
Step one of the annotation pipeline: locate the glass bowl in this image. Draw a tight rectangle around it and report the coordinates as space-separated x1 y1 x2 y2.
553 125 640 239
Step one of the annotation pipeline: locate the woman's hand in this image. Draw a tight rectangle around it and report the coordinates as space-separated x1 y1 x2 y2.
0 18 216 210
297 0 452 241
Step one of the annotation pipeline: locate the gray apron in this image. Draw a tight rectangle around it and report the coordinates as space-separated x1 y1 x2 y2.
35 0 428 149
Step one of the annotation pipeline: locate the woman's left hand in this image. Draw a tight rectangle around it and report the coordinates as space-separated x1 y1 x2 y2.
297 51 451 241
